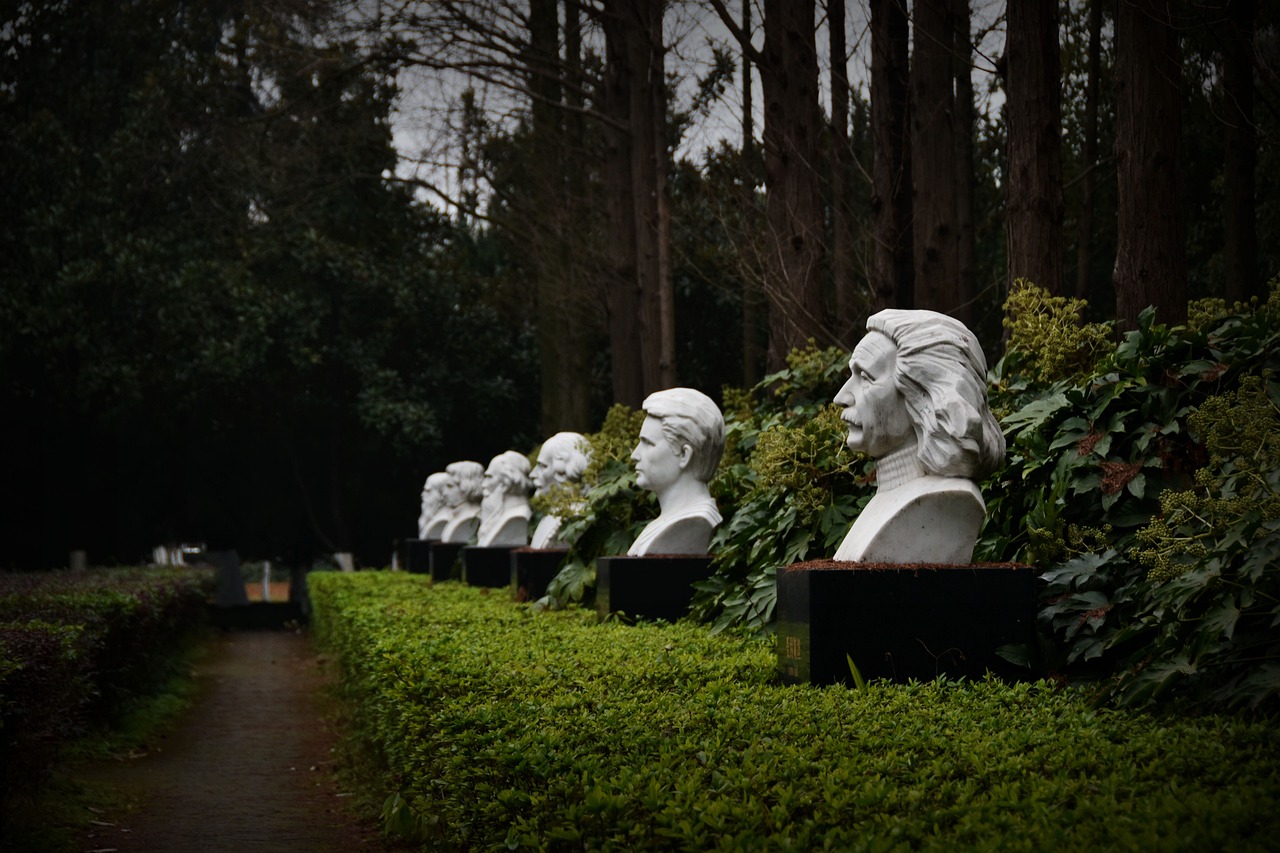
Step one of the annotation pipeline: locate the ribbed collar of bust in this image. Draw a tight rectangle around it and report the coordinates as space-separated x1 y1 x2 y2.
875 441 925 492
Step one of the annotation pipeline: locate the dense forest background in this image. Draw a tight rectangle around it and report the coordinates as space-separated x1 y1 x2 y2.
1 0 1276 570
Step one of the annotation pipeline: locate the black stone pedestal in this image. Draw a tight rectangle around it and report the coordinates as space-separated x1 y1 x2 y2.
429 542 466 583
510 548 569 602
596 555 715 623
401 539 435 575
776 561 1036 685
462 546 516 587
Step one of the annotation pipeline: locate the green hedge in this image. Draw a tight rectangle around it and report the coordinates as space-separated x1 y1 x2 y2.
0 566 213 818
310 572 1280 851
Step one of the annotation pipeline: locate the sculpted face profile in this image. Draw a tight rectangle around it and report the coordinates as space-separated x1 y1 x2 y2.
440 460 485 543
418 472 452 540
477 451 533 547
833 309 1005 564
627 388 726 556
529 432 591 550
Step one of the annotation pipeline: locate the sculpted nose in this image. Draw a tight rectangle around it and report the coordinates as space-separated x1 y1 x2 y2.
834 376 856 408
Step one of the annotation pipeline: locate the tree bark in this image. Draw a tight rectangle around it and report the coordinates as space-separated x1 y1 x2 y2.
1221 0 1258 304
760 0 827 366
601 2 646 407
870 0 913 312
828 0 857 344
1114 0 1187 328
739 0 764 386
952 0 977 330
615 0 674 395
910 0 960 314
1074 0 1102 302
1005 0 1064 297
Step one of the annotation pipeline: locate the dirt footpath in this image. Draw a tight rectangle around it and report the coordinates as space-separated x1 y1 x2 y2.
77 630 391 853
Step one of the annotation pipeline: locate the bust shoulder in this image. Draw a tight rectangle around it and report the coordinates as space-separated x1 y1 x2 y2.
627 499 722 556
835 477 984 565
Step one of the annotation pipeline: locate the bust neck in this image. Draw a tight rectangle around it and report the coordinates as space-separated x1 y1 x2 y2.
875 441 925 492
654 476 711 516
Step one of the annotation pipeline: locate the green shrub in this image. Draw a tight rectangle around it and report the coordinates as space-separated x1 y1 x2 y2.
991 280 1280 708
0 566 214 823
310 573 1280 851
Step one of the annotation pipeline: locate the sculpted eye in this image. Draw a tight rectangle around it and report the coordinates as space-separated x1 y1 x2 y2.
859 369 874 382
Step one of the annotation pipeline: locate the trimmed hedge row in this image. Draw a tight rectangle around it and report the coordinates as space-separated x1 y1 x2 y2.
310 572 1280 851
0 566 214 815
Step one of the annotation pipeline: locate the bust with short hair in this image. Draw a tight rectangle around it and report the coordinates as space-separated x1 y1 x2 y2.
440 460 485 544
529 432 591 549
418 472 452 540
627 387 726 556
477 450 533 547
832 309 1005 564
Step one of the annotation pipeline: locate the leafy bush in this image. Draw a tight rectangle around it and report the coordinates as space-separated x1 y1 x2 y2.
0 566 214 821
535 278 1280 710
989 281 1280 709
310 572 1280 850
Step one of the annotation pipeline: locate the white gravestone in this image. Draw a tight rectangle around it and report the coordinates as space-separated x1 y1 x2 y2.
832 309 1005 564
627 388 725 556
477 451 533 547
529 432 591 549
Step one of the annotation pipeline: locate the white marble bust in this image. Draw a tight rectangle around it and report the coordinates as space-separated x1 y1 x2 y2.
477 450 533 547
418 472 452 540
529 432 591 549
627 387 725 556
833 309 1005 564
440 460 485 544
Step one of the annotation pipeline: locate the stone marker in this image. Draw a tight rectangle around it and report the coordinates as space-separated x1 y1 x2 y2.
778 310 1033 684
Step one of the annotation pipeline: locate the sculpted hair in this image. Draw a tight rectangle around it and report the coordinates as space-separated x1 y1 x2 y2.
641 387 726 482
865 309 1006 479
542 432 590 482
487 450 531 494
446 460 486 501
421 472 451 514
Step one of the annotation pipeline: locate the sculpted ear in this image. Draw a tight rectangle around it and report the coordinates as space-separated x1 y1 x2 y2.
676 443 694 470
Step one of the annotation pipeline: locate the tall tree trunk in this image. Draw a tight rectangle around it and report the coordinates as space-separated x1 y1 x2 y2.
601 2 645 407
557 0 592 430
528 0 575 433
760 0 827 367
870 0 913 312
828 0 856 344
1075 0 1102 302
621 0 673 394
1222 0 1258 304
1114 0 1187 328
952 0 977 330
910 0 960 314
740 0 764 386
1005 0 1064 297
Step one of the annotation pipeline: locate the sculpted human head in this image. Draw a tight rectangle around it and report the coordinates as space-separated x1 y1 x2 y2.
444 460 485 507
532 432 590 497
483 451 531 502
834 309 1004 479
420 472 451 518
632 387 725 493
